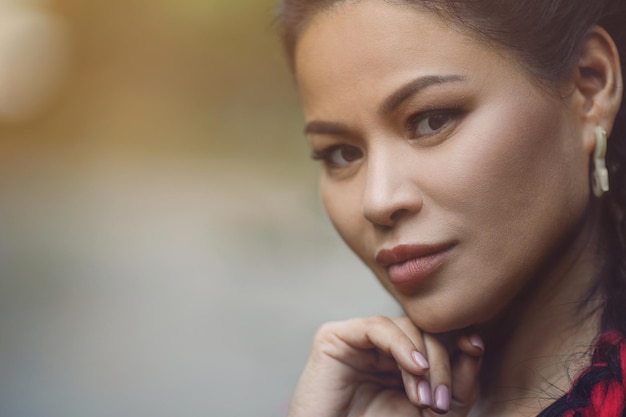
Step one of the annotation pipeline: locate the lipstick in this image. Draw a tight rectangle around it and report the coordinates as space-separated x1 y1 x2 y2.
376 243 455 289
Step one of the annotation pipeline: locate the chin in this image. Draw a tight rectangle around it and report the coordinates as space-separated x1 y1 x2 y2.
403 309 471 335
401 295 496 335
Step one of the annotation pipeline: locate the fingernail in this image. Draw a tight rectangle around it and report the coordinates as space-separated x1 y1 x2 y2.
469 334 485 352
435 385 450 412
411 351 430 369
417 380 433 406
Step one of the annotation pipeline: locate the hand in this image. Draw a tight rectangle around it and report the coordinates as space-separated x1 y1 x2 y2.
288 316 484 417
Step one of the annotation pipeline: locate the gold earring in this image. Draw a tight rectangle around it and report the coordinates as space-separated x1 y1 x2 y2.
592 126 609 197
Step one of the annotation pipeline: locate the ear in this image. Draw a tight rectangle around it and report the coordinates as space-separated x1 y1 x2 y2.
573 26 623 154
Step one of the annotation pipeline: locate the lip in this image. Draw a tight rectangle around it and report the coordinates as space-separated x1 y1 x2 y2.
376 242 456 290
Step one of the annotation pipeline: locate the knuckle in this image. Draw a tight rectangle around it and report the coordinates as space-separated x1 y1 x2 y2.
313 321 342 342
431 364 452 383
367 315 393 328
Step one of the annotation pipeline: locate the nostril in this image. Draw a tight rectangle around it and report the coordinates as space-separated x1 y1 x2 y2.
390 208 409 221
361 157 424 227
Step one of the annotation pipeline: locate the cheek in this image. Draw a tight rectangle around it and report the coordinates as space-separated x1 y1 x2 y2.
321 177 367 255
443 94 579 206
434 97 589 271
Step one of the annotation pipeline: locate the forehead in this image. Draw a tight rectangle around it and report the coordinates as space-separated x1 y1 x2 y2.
296 2 475 66
292 0 555 124
293 1 503 111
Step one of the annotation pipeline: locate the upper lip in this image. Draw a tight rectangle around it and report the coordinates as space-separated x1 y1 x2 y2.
375 242 456 267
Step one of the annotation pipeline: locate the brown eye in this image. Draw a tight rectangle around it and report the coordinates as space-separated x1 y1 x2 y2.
408 109 463 140
415 113 453 136
328 145 363 166
427 114 450 131
312 144 364 168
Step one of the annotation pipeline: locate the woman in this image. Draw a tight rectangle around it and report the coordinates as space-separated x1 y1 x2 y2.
277 1 626 416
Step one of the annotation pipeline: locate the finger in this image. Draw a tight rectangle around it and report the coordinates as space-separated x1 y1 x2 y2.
392 317 437 408
323 316 430 376
391 317 444 409
450 334 484 413
392 317 430 370
423 334 452 414
400 368 421 407
312 320 408 373
397 366 437 410
457 333 485 358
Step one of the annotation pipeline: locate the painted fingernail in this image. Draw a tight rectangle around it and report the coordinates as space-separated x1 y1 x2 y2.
435 385 450 412
411 351 430 369
469 334 485 352
417 380 433 406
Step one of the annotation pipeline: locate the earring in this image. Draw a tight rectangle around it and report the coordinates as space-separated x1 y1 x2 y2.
592 126 609 197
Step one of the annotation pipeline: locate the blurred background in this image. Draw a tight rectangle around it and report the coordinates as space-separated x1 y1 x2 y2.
0 1 398 416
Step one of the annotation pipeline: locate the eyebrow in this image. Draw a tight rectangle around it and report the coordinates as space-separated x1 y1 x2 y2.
303 74 467 136
380 74 467 115
304 120 350 136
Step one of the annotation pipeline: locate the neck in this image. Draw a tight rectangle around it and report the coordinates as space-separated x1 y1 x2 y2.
472 208 605 417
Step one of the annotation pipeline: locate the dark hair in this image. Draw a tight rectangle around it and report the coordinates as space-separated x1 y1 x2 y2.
277 0 626 416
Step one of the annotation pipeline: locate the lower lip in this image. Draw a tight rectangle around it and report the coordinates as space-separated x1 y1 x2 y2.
387 249 451 290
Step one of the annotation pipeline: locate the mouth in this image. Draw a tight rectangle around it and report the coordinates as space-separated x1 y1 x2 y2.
376 242 457 290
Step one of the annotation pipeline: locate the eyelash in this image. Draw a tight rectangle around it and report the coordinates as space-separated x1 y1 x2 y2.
311 145 362 168
311 148 332 162
406 108 464 139
309 108 464 167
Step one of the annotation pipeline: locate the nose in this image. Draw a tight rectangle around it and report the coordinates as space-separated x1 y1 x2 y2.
362 148 423 227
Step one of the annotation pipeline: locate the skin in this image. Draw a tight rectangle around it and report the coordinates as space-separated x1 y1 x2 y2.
289 1 623 416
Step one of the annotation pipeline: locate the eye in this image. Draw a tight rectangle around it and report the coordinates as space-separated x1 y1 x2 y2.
311 144 363 167
408 109 462 139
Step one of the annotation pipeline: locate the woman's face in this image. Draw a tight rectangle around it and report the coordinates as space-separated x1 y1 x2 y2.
295 1 593 333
